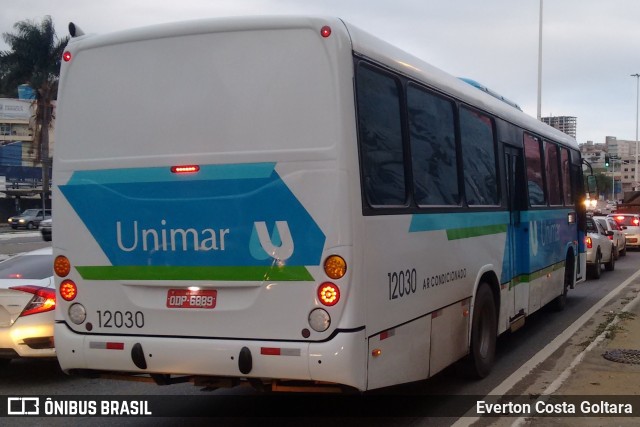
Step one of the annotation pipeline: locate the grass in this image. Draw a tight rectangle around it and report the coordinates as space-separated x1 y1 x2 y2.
578 311 636 349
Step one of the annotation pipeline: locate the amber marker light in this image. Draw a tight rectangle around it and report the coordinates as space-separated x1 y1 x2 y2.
324 255 346 280
318 282 340 306
60 280 78 301
54 256 71 277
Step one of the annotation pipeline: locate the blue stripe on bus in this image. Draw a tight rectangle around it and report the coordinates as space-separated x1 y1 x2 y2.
64 163 276 186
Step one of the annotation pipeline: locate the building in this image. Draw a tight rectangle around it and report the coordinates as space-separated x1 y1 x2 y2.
541 116 577 139
0 97 55 202
605 136 640 196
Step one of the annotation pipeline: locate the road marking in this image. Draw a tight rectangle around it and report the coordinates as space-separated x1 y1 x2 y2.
0 231 42 241
452 267 640 427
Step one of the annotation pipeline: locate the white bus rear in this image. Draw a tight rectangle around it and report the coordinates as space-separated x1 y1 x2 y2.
53 16 584 392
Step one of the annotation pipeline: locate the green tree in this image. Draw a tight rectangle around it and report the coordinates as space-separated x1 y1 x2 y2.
0 16 69 200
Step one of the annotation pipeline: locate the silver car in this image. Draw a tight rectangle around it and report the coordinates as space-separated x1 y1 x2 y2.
586 217 615 279
595 216 626 258
8 208 51 230
39 218 52 242
608 213 640 250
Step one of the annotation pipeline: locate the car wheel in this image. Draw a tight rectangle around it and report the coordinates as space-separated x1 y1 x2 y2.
605 246 616 271
590 251 602 279
465 283 497 379
26 222 35 230
620 244 627 257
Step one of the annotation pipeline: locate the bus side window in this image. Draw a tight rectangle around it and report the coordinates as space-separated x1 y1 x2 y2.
545 141 563 206
459 107 499 206
356 64 406 207
524 133 546 206
561 147 573 205
407 84 460 206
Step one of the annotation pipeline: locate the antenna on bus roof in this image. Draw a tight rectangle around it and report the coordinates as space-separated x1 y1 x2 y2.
69 22 85 38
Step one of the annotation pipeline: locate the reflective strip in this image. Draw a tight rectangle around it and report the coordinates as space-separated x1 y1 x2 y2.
380 329 395 341
90 341 124 350
260 347 301 356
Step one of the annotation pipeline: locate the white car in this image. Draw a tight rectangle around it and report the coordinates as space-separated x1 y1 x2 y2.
0 248 55 366
585 217 615 279
595 216 627 258
608 213 640 250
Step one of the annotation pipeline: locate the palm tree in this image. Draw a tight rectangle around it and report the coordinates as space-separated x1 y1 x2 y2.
0 16 68 201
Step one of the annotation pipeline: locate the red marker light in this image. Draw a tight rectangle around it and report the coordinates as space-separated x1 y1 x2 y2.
320 26 332 38
63 51 72 62
171 165 200 174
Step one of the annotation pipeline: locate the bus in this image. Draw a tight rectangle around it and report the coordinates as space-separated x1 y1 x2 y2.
53 16 586 392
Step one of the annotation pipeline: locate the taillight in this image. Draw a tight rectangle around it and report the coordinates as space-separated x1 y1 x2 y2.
608 235 614 240
60 280 78 301
586 236 593 249
318 282 340 306
634 219 640 226
10 286 56 317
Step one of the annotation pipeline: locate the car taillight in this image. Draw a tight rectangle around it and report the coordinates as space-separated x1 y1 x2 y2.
10 285 56 317
586 236 593 249
634 219 640 226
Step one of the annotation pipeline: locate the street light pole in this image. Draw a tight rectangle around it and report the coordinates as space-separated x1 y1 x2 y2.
633 73 640 190
537 0 543 120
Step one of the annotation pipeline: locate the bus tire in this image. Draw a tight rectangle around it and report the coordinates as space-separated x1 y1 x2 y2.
466 283 497 379
552 255 573 311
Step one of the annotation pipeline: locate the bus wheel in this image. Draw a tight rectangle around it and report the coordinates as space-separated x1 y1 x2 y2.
552 257 573 311
467 283 497 379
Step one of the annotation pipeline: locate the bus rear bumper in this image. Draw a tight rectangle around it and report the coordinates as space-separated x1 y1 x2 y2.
55 323 367 391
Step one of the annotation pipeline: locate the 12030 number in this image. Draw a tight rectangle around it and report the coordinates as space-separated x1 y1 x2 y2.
388 269 418 300
97 310 145 328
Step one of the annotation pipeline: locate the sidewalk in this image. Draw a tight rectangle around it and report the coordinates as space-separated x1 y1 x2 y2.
477 276 640 427
521 280 640 426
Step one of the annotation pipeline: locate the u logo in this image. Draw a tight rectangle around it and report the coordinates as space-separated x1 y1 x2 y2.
530 221 539 257
250 221 294 261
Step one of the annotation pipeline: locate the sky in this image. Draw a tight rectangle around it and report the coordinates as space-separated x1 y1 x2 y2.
2 0 640 145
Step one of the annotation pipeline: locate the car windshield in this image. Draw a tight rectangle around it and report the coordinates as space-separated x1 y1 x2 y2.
596 219 607 230
19 209 40 217
612 215 640 227
0 255 53 280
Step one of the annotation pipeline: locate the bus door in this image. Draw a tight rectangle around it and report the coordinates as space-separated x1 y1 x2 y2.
504 145 528 319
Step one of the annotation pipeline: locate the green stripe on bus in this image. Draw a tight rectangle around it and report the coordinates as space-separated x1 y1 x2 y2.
507 260 566 289
76 265 315 281
446 224 508 240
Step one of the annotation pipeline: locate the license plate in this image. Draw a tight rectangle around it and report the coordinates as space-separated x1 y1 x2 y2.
166 289 217 309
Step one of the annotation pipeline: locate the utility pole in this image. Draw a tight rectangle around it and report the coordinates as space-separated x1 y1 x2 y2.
633 73 640 190
537 0 544 120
